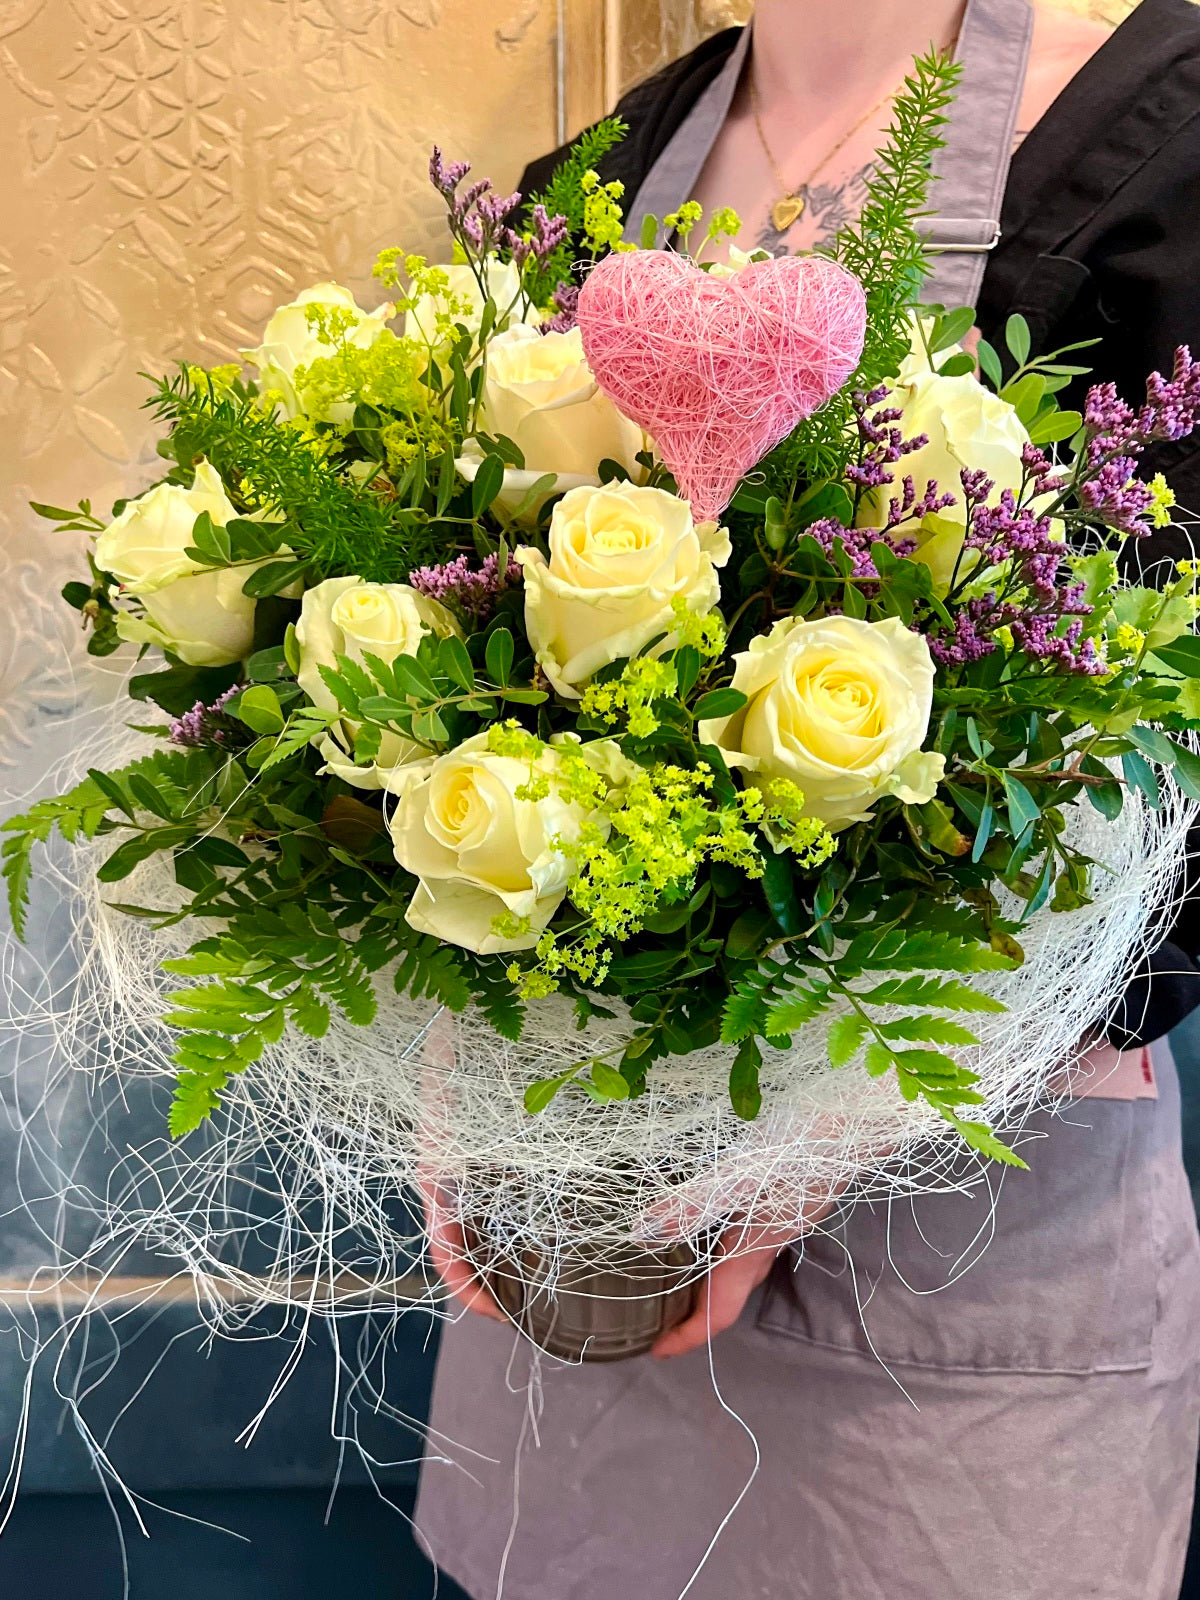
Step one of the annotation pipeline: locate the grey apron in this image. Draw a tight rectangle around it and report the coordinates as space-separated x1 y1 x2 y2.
416 6 1200 1593
622 0 1034 310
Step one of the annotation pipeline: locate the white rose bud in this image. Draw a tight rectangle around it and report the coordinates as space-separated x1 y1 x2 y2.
706 244 769 280
96 461 267 668
114 570 263 668
404 255 537 356
456 324 644 520
387 731 601 955
856 322 1030 594
242 281 394 423
96 460 237 593
295 575 458 789
700 614 945 831
516 482 731 698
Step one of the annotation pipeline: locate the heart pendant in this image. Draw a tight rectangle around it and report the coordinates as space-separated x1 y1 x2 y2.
771 193 805 232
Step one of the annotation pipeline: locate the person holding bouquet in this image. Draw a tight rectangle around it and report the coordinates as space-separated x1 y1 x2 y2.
415 1 1200 1596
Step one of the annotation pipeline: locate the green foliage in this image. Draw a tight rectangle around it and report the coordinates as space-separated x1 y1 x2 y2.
2 726 530 1137
164 910 379 1137
32 500 123 655
4 776 108 938
728 1036 763 1120
523 116 628 303
24 60 1200 1175
281 629 546 782
2 749 228 938
146 368 451 582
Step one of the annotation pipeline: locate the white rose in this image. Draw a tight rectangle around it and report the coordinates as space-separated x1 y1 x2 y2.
699 614 945 830
242 281 394 423
404 256 538 355
516 482 731 698
387 731 601 954
114 568 260 668
295 575 458 789
97 461 273 667
456 324 644 520
857 346 1030 595
96 460 237 593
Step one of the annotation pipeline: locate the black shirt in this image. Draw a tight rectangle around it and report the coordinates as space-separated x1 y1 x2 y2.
518 0 1200 1042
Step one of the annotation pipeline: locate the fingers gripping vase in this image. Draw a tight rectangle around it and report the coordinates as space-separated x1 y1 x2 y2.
463 1225 701 1362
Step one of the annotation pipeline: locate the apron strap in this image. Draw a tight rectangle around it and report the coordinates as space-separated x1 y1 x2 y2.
924 0 1034 310
622 28 752 243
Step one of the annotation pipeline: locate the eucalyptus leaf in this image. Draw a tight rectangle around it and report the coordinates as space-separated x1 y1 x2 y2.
729 1036 762 1121
524 1073 572 1114
1026 408 1082 446
241 559 308 599
590 1061 630 1100
693 687 746 721
929 306 975 353
976 338 1003 388
1001 772 1039 840
1005 312 1031 367
235 684 285 735
439 634 476 692
485 627 514 686
1148 634 1200 676
470 452 506 518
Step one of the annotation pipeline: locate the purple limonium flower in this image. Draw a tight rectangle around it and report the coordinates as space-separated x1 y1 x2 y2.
1083 381 1136 445
806 517 916 582
427 146 569 288
929 487 1104 676
928 597 1006 667
958 467 995 510
1020 442 1067 498
845 386 930 493
1076 347 1200 536
885 474 956 529
1009 613 1106 675
429 147 471 198
1142 345 1200 442
539 282 580 335
509 204 570 269
168 684 242 748
409 552 518 620
1078 456 1157 538
967 490 1059 564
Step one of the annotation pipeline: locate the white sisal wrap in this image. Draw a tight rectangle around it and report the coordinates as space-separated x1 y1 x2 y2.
6 714 1194 1311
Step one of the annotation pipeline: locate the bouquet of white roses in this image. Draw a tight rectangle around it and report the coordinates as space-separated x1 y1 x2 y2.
6 53 1199 1330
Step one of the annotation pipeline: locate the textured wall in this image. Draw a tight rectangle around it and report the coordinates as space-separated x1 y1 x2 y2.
0 0 606 776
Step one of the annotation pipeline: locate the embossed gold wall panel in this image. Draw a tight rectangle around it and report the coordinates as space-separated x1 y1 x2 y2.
0 0 605 766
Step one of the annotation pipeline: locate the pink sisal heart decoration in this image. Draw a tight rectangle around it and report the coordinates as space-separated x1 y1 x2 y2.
576 250 867 521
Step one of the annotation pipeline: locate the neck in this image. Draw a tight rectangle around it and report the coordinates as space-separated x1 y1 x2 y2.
750 0 969 113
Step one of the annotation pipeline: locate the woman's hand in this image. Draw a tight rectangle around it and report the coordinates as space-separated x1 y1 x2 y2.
650 1195 838 1359
421 1178 842 1349
420 1175 506 1323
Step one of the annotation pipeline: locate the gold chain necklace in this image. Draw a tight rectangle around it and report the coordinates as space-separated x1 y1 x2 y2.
748 73 903 234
